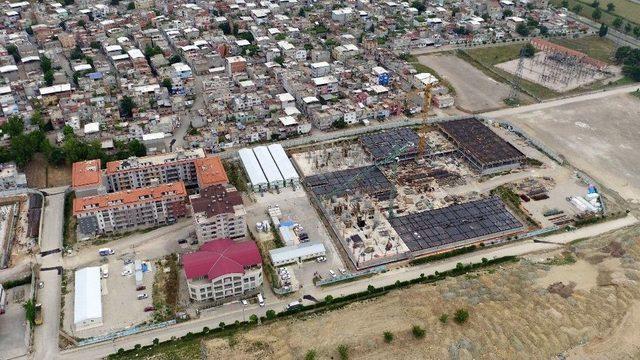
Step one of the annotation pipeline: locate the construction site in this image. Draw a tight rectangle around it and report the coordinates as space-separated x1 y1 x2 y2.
496 38 617 93
291 114 609 269
0 193 41 269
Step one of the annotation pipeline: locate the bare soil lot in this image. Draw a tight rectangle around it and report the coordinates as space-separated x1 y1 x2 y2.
0 285 29 359
417 53 512 113
494 93 640 203
23 153 71 189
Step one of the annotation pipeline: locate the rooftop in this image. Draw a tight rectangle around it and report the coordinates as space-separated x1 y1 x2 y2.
105 148 205 173
190 184 243 218
73 181 186 214
182 238 261 281
72 159 103 188
195 156 229 188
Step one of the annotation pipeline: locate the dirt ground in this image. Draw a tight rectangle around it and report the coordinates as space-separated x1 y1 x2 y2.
417 53 512 113
23 153 71 189
199 224 640 360
495 93 640 204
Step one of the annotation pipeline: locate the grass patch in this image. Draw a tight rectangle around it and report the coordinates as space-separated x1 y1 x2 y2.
464 43 530 65
63 191 76 249
549 36 618 64
544 252 577 265
551 0 640 28
490 185 538 227
152 254 179 322
222 160 248 192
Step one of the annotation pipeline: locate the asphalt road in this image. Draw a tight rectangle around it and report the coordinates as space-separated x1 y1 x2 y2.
33 190 66 360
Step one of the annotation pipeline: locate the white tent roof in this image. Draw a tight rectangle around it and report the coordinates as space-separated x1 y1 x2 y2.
269 242 326 264
74 267 102 325
267 144 299 182
238 148 267 187
253 146 284 185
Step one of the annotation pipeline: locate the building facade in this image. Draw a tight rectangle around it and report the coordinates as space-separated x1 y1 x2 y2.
73 182 187 238
182 238 262 302
190 185 246 242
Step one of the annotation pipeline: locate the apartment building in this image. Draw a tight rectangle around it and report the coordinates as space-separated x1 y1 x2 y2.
104 148 206 191
190 185 246 242
71 159 106 197
0 162 26 191
73 182 187 238
182 238 262 302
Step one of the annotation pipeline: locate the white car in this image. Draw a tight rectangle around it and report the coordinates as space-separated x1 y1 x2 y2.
121 270 133 276
241 299 248 306
339 268 347 275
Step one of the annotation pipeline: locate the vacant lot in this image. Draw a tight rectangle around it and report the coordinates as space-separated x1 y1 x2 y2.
23 153 71 189
0 285 29 359
418 53 513 112
551 0 640 28
495 93 640 203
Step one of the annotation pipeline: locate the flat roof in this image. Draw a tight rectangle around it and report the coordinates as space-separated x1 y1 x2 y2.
269 242 326 263
74 181 186 214
438 118 525 168
238 148 267 186
72 159 102 188
39 83 71 95
74 267 102 325
106 148 205 173
194 156 228 188
253 146 284 184
267 144 299 181
390 197 523 252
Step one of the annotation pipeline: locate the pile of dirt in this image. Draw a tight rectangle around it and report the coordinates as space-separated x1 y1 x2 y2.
547 281 576 298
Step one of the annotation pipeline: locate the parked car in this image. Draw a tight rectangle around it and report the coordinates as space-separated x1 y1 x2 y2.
121 270 133 276
329 270 337 278
98 248 115 256
137 293 148 300
37 281 44 289
190 239 198 245
177 239 188 245
339 268 347 275
241 300 248 306
144 306 155 312
136 285 146 291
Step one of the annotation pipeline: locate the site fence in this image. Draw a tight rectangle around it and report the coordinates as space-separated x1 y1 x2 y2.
77 320 176 347
493 119 565 165
316 265 388 286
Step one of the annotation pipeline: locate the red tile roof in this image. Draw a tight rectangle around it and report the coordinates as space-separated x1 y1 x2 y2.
71 159 102 188
182 238 262 281
195 156 228 188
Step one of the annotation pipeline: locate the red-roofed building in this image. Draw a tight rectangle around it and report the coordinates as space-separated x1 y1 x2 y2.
72 160 105 197
182 238 262 302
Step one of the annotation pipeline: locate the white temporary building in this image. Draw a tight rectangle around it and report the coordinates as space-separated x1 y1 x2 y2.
269 242 327 267
267 144 299 187
253 146 285 188
74 267 103 331
239 148 268 192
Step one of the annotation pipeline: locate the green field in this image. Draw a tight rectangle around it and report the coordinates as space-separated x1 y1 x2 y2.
550 36 619 63
463 43 529 65
550 0 640 28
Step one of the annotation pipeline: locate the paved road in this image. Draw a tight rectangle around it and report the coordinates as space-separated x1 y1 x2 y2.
57 214 638 360
33 191 66 360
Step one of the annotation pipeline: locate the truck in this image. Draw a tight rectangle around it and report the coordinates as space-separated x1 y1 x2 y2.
98 248 115 256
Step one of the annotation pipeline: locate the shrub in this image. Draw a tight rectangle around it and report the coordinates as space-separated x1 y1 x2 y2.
439 314 449 324
134 344 141 350
337 344 349 360
249 314 258 323
202 327 209 334
304 349 317 360
325 295 334 303
219 322 225 329
412 325 426 339
266 309 276 319
367 285 376 293
454 309 469 324
152 338 159 345
383 331 394 343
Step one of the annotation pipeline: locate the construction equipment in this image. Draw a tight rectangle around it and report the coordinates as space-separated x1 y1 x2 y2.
417 82 433 155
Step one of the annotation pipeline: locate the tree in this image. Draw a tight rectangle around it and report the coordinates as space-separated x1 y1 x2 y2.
304 43 313 51
24 299 36 327
44 69 54 86
573 4 583 13
119 96 137 118
522 43 535 57
128 139 146 157
249 314 258 323
634 26 640 37
337 344 349 360
439 314 449 323
152 338 160 345
144 45 163 60
599 23 608 37
613 17 623 28
169 54 181 64
539 25 549 35
161 78 172 91
219 22 231 35
411 325 426 338
127 2 135 9
383 331 394 343
592 8 602 20
591 0 600 8
218 322 225 328
515 23 530 36
273 55 285 65
561 0 569 7
30 110 45 130
6 44 20 62
3 115 24 137
77 19 85 27
40 55 52 73
411 0 426 13
503 9 513 17
324 295 334 303
454 309 469 324
265 309 276 319
624 23 632 33
275 33 286 41
70 46 84 60
90 41 101 49
298 7 306 17
606 2 615 12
